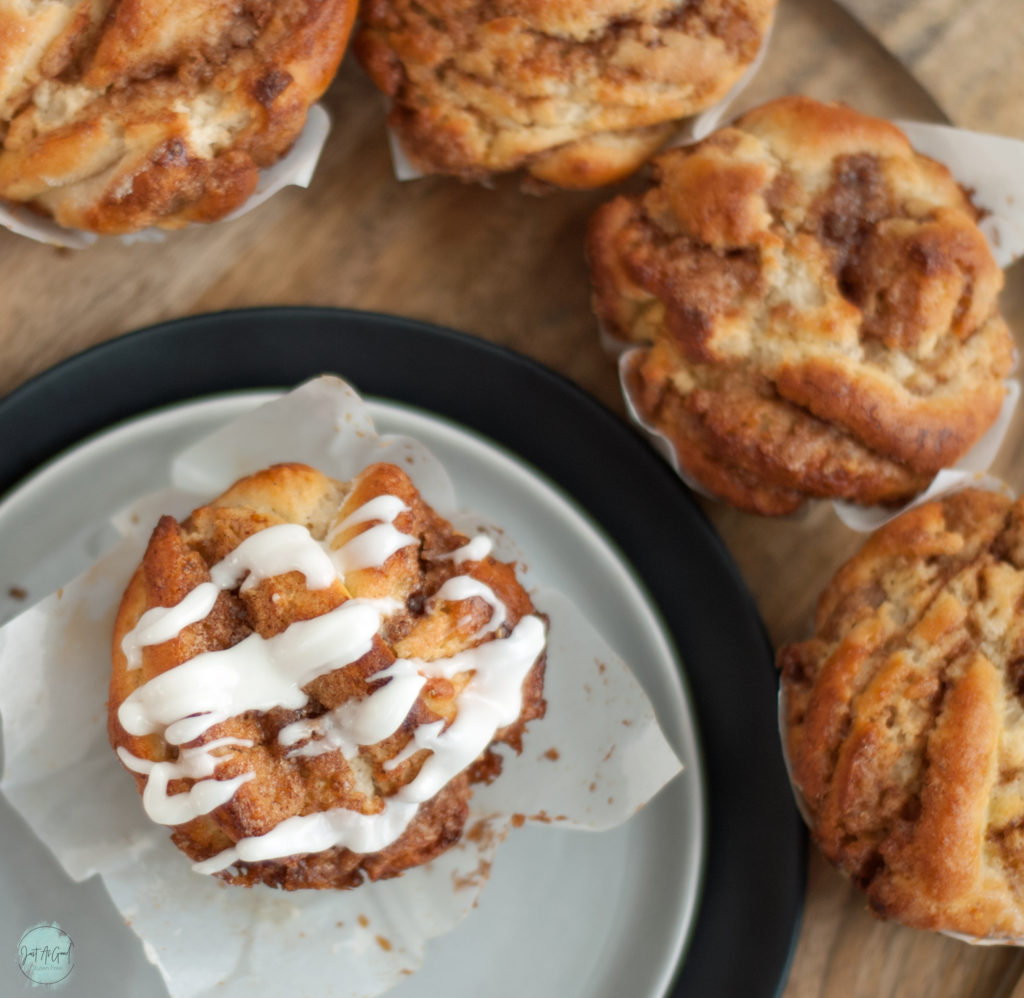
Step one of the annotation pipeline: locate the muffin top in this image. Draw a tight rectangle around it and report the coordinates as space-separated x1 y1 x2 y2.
780 488 1024 939
0 0 357 234
108 462 547 890
354 0 776 188
587 96 1015 515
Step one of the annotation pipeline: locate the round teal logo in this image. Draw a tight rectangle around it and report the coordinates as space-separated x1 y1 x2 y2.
17 923 74 987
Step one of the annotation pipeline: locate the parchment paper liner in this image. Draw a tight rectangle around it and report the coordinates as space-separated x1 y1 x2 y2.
893 121 1024 271
0 375 683 997
602 112 1024 530
385 20 773 184
0 104 331 249
776 476 1024 946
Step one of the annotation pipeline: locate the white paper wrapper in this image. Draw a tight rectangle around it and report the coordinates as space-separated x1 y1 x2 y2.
616 339 1019 530
614 344 716 507
895 120 1024 270
831 381 1019 532
830 0 1024 265
0 376 683 998
385 22 772 184
0 105 331 250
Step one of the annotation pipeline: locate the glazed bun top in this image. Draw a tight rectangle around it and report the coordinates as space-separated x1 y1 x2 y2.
108 461 546 890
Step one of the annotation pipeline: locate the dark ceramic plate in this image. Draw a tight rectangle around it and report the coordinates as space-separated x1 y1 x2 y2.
0 308 803 997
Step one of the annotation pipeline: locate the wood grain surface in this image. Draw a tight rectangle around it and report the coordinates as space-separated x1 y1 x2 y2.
836 0 1024 138
2 1 1023 996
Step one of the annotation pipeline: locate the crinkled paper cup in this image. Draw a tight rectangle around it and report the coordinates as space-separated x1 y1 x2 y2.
615 337 1019 531
0 105 331 250
602 113 1024 530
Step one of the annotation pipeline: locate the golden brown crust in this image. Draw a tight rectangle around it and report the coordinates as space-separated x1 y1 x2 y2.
353 0 777 187
0 0 357 234
108 462 546 890
587 96 1014 515
779 489 1024 938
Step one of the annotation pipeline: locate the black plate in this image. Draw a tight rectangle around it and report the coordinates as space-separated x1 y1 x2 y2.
0 307 804 997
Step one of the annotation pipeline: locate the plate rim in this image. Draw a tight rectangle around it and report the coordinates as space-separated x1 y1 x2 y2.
1 388 703 998
0 306 806 997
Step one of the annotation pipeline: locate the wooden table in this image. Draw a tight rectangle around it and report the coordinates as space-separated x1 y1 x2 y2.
2 1 1023 995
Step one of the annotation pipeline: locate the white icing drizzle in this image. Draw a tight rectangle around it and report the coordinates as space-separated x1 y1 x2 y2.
121 582 219 670
191 799 423 875
117 596 385 831
383 615 545 805
120 521 341 670
327 495 417 574
117 738 254 826
166 712 227 748
335 495 408 533
118 599 384 738
279 658 427 759
195 614 545 874
276 580 506 761
383 719 444 773
209 523 337 592
433 575 507 639
117 495 546 874
446 535 493 564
